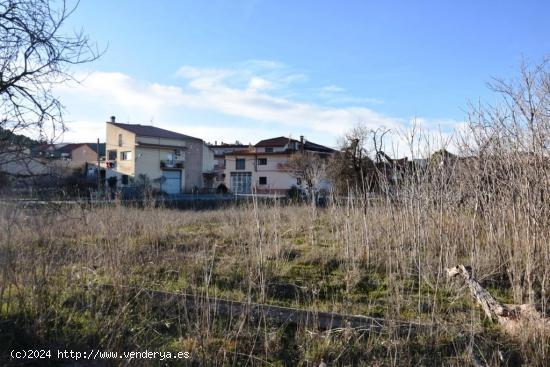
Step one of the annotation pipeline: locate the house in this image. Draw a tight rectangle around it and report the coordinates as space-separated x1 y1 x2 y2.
223 136 335 195
32 142 105 172
58 143 105 165
32 143 68 159
0 148 50 177
32 142 106 181
105 117 214 194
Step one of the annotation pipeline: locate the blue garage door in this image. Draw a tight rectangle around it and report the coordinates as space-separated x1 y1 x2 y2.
162 170 181 194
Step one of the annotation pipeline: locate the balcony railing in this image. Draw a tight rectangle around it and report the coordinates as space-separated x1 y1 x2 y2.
161 160 184 169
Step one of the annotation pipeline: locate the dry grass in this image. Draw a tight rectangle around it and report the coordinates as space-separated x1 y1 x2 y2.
0 191 548 366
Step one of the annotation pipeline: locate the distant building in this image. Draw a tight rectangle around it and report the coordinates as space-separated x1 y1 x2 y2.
0 148 49 177
105 117 214 194
223 136 335 195
32 142 105 166
26 142 106 182
59 143 105 166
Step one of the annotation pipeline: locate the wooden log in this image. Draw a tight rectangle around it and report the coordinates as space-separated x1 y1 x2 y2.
446 265 550 336
94 284 426 334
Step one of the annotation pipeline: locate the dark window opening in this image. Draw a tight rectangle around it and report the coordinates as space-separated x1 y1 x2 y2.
257 158 267 165
236 158 245 170
121 175 129 185
108 150 117 160
259 176 267 185
265 147 273 153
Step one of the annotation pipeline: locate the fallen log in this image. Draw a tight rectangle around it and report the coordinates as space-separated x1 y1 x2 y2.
94 284 427 334
446 265 550 336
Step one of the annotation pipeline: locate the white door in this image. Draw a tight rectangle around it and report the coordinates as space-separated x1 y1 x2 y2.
162 170 181 194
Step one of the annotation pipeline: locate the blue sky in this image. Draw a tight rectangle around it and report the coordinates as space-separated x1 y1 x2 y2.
59 0 550 153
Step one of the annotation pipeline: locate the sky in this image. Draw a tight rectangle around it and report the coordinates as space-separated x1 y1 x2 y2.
57 0 550 155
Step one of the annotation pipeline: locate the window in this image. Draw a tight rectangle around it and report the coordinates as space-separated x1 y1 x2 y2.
236 158 245 170
108 150 117 160
121 175 129 185
297 178 302 185
230 172 252 194
265 147 273 153
259 176 267 185
257 158 267 165
121 151 132 161
118 134 123 146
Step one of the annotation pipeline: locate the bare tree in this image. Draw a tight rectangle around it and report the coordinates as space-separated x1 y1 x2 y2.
0 0 100 175
287 151 327 201
328 123 391 194
459 58 550 305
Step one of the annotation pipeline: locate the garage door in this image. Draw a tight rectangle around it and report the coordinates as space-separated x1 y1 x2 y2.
162 170 181 194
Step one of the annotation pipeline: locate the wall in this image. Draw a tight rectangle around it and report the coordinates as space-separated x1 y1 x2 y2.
136 136 187 148
137 136 203 193
70 145 98 167
256 146 288 153
183 139 204 192
223 153 299 193
135 146 185 192
105 123 136 177
202 144 215 172
254 154 298 192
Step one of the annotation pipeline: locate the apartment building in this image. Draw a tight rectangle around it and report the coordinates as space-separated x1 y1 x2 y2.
105 117 214 194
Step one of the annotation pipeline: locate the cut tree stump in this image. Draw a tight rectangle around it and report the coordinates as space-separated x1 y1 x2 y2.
446 265 550 336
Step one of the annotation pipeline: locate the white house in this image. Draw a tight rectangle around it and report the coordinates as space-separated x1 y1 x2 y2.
223 136 335 195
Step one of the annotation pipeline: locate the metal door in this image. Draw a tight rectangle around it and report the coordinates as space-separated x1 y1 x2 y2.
162 170 181 194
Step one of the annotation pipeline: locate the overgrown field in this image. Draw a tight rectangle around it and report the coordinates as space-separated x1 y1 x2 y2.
0 196 548 366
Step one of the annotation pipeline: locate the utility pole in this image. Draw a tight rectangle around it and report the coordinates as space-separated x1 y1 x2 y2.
97 138 101 198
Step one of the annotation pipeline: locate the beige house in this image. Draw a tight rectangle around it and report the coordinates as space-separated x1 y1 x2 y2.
223 136 335 195
105 117 214 194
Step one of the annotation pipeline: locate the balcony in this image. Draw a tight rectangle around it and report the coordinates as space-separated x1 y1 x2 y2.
161 160 184 169
104 160 116 169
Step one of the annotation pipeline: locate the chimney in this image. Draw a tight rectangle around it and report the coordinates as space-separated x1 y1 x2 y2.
110 116 116 123
300 135 304 152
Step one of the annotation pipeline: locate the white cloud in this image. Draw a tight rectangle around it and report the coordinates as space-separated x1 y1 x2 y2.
55 61 464 155
241 59 286 70
320 85 346 93
247 77 273 91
